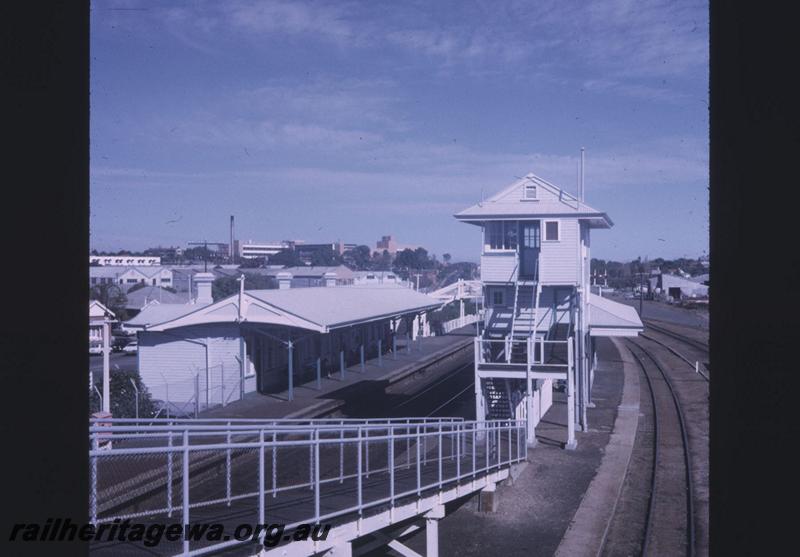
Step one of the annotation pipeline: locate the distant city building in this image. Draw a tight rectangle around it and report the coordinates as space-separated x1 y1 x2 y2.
239 239 358 260
292 242 340 263
90 255 161 266
89 266 173 290
335 241 358 255
648 272 709 300
239 240 291 259
375 235 420 254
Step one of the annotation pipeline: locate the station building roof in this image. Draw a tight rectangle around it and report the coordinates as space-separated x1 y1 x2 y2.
455 173 612 228
587 293 644 337
126 284 442 334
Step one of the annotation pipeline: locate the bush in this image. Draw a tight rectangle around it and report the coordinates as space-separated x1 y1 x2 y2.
90 368 157 419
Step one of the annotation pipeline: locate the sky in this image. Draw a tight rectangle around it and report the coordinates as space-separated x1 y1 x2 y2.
90 0 709 263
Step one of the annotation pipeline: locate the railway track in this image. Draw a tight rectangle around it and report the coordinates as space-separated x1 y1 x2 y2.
601 339 696 556
644 319 709 353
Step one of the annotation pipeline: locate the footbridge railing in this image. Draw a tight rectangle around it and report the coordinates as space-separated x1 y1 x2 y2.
89 418 525 556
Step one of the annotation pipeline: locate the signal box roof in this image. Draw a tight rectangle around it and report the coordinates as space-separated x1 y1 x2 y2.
455 173 612 228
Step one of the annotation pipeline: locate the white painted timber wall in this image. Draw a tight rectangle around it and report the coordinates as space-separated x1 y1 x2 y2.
539 219 580 284
138 323 256 406
529 378 554 429
481 253 517 283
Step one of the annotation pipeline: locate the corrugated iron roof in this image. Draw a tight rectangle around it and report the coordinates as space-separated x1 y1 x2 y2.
588 293 643 331
455 173 612 227
126 284 441 332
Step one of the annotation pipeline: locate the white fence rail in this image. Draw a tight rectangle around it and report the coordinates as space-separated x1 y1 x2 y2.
441 314 479 333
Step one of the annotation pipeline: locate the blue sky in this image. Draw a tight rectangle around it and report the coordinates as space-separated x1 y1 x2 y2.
90 0 708 262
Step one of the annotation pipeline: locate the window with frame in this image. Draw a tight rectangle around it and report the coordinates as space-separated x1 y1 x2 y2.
544 220 560 241
487 222 503 249
486 221 518 250
492 290 504 306
524 184 537 199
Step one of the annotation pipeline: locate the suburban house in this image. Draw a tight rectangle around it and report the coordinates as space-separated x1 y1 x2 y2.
89 300 115 346
455 173 643 448
89 265 174 290
123 285 191 319
90 255 161 266
352 270 406 286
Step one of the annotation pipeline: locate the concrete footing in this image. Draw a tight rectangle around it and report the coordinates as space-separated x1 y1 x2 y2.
479 482 499 512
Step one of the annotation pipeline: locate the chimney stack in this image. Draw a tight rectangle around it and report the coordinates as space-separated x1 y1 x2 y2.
194 272 215 304
323 271 337 287
229 216 235 262
277 271 292 290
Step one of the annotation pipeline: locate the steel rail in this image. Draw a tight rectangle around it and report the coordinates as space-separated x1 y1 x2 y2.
644 320 709 353
391 361 472 410
640 333 710 382
627 339 695 557
426 383 474 417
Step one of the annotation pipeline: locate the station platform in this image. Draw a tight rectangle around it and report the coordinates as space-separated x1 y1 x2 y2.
199 326 477 421
398 336 634 557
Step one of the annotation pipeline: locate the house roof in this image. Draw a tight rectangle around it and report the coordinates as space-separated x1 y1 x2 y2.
89 265 170 278
89 300 115 320
126 284 441 333
455 173 612 228
264 265 356 280
659 273 709 292
124 286 191 310
588 293 643 337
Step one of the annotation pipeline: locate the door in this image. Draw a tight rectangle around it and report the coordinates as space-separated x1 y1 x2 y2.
520 222 540 278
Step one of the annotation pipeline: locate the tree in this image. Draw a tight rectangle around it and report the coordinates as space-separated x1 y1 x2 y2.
239 257 266 269
90 283 128 321
268 249 304 267
442 253 452 265
212 273 273 301
342 245 372 270
310 247 342 267
371 249 393 271
90 368 157 418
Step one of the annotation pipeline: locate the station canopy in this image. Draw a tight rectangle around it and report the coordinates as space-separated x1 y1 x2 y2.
587 293 644 337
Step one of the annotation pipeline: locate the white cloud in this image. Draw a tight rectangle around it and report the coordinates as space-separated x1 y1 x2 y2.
227 0 353 44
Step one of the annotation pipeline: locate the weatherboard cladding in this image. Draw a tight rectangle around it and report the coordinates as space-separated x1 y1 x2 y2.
539 218 580 284
480 253 517 283
139 323 254 405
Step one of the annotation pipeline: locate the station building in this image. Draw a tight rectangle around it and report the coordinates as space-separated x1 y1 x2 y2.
455 173 643 448
125 274 441 409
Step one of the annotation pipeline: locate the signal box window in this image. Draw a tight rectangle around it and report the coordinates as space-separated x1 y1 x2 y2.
544 221 560 241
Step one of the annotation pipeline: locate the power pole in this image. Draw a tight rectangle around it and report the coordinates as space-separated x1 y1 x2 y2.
634 271 647 318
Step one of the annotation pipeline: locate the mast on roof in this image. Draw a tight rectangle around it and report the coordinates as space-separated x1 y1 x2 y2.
579 147 585 206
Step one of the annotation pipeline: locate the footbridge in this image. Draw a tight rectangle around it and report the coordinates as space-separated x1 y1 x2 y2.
89 417 526 556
